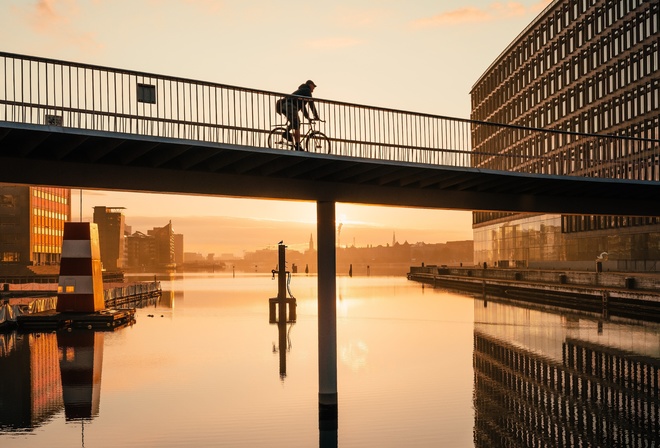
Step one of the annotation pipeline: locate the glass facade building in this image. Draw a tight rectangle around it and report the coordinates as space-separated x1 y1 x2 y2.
470 0 659 270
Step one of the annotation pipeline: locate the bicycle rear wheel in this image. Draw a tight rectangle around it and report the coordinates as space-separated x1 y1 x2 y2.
305 131 331 153
267 126 292 150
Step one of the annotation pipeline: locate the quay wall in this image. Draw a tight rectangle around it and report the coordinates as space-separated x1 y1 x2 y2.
409 266 660 292
408 265 660 322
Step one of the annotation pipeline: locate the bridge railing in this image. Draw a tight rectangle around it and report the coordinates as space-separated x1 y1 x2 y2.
0 51 658 181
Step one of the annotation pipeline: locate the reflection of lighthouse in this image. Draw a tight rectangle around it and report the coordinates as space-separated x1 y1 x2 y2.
57 330 104 421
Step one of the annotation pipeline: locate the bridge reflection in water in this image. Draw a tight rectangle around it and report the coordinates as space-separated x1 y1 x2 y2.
473 300 659 447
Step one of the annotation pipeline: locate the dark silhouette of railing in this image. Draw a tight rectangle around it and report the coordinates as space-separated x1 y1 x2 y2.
1 51 658 180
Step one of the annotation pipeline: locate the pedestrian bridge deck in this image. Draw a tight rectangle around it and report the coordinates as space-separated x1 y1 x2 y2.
0 51 658 215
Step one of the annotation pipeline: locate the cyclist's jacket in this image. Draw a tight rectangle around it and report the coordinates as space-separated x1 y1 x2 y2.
285 83 319 120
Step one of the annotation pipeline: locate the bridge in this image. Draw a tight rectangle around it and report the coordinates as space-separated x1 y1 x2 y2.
1 51 659 416
1 51 659 216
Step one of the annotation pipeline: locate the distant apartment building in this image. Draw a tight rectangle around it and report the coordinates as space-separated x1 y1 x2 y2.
126 231 153 269
0 185 71 266
93 206 125 272
125 221 179 271
173 233 184 266
470 0 659 270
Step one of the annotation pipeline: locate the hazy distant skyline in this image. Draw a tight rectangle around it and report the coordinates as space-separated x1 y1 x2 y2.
2 0 552 256
75 190 474 256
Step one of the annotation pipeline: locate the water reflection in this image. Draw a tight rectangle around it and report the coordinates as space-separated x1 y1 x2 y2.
0 330 109 436
473 299 660 447
58 330 104 421
0 332 63 430
272 321 294 379
0 290 166 434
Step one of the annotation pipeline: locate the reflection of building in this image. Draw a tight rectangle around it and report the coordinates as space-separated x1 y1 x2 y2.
0 333 63 429
473 300 660 447
93 206 125 272
470 0 659 270
0 185 71 265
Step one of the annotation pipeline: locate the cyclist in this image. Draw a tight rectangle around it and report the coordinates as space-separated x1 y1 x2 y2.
278 80 320 151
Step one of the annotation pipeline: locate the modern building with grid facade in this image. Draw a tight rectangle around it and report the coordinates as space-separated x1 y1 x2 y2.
0 185 71 266
470 0 659 271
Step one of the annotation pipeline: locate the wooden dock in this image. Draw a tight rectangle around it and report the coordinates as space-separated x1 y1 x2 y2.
16 308 135 331
3 281 161 331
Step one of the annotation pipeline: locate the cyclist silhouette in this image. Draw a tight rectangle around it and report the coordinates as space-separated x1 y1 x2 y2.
277 80 320 151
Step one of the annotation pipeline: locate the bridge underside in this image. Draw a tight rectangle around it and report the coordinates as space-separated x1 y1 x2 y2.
1 122 658 216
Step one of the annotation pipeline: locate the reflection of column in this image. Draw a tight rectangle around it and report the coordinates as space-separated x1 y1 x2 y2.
0 333 63 429
57 330 104 420
278 321 287 378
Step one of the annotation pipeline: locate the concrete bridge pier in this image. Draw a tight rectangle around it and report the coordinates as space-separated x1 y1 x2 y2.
317 200 338 433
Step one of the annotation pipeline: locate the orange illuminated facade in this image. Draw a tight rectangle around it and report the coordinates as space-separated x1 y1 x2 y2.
0 185 71 265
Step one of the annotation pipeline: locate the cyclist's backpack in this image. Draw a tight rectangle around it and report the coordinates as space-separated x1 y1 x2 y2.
275 98 286 115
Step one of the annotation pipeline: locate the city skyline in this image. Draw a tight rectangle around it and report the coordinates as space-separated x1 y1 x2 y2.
75 189 473 256
2 0 553 254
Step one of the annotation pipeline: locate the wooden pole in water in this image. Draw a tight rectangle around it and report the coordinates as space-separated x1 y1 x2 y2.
277 243 287 377
278 243 286 322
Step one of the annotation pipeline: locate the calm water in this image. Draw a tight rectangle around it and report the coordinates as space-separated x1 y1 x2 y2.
1 274 658 447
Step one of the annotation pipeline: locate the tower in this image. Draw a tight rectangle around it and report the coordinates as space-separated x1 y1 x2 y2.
56 222 105 313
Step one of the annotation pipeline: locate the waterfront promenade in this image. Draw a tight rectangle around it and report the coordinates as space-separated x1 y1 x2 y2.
408 265 660 322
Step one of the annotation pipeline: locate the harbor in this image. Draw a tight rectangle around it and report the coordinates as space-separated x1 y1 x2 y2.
1 222 162 332
408 265 660 322
0 280 162 331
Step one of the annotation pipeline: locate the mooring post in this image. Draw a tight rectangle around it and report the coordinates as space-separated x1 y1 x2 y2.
277 243 287 377
317 201 338 431
278 243 286 323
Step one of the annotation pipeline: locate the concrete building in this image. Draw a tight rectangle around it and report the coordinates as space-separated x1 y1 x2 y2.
125 231 153 270
125 222 178 271
470 0 659 271
93 206 125 272
0 185 71 266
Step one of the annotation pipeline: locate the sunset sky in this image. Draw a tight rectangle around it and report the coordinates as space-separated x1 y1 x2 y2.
1 0 552 256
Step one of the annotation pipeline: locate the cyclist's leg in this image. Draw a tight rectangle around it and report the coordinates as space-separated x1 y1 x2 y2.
290 114 302 150
284 107 297 142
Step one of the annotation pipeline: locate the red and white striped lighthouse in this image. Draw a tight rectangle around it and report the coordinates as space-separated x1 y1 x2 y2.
56 222 105 313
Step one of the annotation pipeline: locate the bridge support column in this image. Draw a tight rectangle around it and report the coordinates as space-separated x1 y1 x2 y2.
317 200 338 433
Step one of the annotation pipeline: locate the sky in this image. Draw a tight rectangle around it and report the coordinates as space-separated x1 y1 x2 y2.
1 0 553 256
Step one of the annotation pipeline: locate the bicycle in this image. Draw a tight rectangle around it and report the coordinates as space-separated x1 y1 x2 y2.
267 119 331 153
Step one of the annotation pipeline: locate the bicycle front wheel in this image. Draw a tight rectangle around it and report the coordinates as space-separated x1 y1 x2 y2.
267 126 292 150
305 131 331 154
